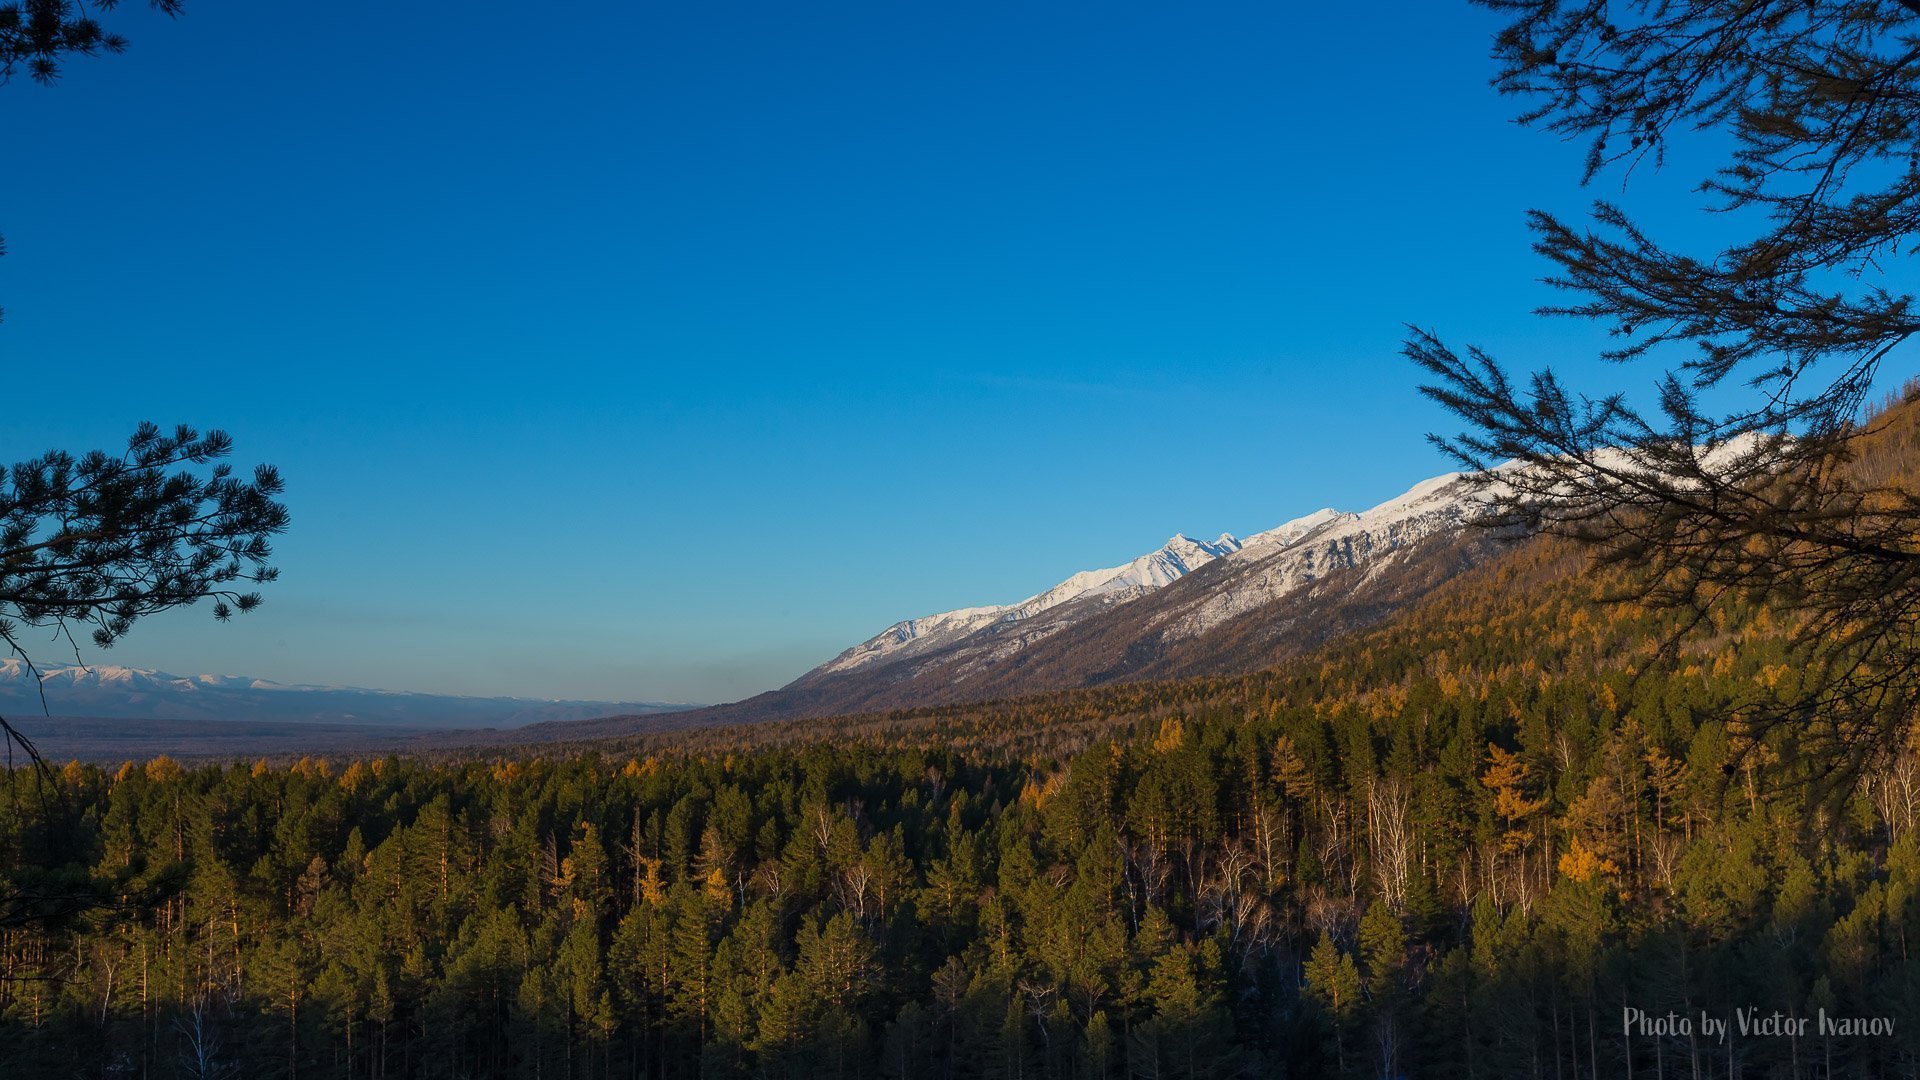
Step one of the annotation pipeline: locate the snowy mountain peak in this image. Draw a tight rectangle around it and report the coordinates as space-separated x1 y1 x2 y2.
1241 507 1346 551
1163 533 1241 560
814 526 1252 676
809 467 1491 682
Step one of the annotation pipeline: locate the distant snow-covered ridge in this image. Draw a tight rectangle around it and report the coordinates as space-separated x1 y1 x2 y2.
806 468 1494 682
0 660 696 730
1155 470 1494 644
814 531 1246 676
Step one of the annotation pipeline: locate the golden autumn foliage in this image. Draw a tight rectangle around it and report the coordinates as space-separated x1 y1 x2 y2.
1557 836 1620 884
1151 717 1187 753
703 866 732 907
1482 743 1548 854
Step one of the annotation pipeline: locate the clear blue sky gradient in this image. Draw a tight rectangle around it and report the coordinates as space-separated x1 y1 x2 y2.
1 1 1815 703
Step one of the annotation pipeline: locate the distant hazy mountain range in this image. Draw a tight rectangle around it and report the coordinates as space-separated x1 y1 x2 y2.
0 660 696 730
531 466 1508 741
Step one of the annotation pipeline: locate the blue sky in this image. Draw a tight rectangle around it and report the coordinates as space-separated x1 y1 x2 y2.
3 1 1743 703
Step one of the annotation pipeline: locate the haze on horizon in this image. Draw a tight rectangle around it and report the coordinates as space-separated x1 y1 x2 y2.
6 1 1714 704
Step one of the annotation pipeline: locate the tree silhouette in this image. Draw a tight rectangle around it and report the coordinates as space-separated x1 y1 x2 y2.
1 0 181 86
0 2 286 760
0 427 288 746
2 424 286 648
1413 0 1920 766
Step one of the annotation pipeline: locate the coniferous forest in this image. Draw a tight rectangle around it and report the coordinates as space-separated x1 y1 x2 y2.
7 497 1920 1078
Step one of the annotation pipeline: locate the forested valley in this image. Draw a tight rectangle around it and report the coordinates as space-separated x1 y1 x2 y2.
7 488 1920 1078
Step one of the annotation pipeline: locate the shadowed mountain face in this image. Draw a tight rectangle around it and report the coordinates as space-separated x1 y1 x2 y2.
546 469 1512 736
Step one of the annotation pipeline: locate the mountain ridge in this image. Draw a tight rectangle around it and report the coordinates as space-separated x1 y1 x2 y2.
529 464 1508 738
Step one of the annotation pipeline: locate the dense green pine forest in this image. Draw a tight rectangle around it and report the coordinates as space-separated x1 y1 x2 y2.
6 501 1920 1079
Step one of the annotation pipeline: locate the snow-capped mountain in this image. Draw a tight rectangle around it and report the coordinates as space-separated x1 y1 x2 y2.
694 467 1504 724
1151 470 1493 644
814 532 1244 677
820 469 1486 673
0 660 695 730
